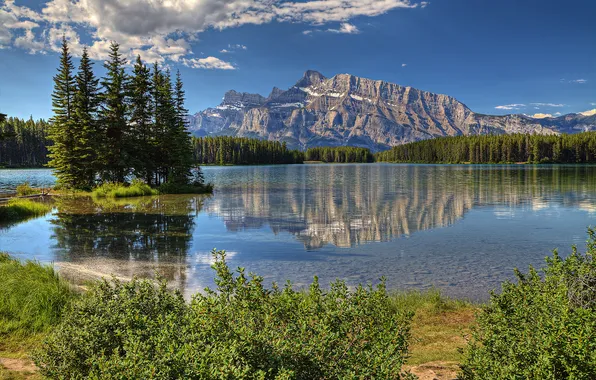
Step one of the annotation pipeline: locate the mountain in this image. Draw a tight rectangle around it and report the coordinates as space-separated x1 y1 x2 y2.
186 70 596 152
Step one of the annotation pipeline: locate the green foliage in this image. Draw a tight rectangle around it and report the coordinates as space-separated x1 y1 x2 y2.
459 229 596 379
193 136 304 165
157 181 214 194
91 179 158 198
47 37 78 187
0 253 75 337
15 182 37 196
98 41 131 183
0 117 50 168
35 250 415 379
376 132 596 164
305 146 373 163
0 199 52 224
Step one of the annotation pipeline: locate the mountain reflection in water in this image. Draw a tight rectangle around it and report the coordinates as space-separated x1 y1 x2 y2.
2 164 596 299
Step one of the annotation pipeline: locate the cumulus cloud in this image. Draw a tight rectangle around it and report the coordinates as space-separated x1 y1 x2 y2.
495 104 526 110
328 23 360 34
0 0 426 67
402 63 407 67
530 113 554 119
182 56 235 70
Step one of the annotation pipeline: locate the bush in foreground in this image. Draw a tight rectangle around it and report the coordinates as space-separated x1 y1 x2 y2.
459 230 596 379
92 179 159 198
0 253 75 338
35 250 415 379
0 199 52 224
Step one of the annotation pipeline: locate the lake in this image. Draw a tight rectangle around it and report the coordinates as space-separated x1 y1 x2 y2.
2 164 596 300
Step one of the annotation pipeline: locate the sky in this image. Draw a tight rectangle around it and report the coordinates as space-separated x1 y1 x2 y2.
0 0 594 120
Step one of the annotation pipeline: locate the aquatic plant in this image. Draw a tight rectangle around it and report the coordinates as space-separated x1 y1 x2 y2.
0 199 52 224
91 179 159 198
459 229 596 379
35 250 415 379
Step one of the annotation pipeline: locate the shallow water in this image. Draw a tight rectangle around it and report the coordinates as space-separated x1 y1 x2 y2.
2 164 596 300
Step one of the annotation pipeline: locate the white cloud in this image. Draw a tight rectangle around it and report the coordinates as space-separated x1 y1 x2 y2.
554 112 562 116
328 23 360 34
530 103 565 108
0 0 426 67
530 113 553 119
220 49 230 53
402 63 407 67
571 79 587 84
580 109 596 117
495 104 526 110
591 103 596 106
182 56 235 70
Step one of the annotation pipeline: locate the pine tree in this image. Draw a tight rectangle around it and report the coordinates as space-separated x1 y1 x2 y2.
72 46 100 189
170 70 195 184
48 37 78 188
129 55 155 184
98 41 130 183
152 66 176 185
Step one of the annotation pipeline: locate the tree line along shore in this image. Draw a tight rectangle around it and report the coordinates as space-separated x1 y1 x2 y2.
4 114 596 168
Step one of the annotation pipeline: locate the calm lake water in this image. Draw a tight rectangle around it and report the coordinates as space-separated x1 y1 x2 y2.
2 164 596 300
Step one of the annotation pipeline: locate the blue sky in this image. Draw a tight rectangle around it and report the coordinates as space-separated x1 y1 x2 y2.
0 0 594 120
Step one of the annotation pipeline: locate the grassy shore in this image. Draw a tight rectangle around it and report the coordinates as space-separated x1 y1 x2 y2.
0 199 52 226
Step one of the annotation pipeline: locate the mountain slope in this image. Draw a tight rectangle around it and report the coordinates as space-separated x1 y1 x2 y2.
187 71 596 151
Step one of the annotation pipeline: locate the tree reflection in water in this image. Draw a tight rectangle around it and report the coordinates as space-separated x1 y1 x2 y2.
50 195 207 289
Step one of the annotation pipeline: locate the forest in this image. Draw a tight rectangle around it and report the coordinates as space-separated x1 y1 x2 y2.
193 136 303 165
43 37 204 191
375 133 596 164
305 146 374 163
0 117 50 168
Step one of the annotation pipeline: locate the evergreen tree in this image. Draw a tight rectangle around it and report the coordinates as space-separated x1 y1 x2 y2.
170 70 195 184
98 41 130 183
152 66 176 185
48 37 78 188
129 55 155 184
71 46 100 188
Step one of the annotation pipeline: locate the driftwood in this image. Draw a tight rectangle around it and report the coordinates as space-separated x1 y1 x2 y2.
0 190 50 204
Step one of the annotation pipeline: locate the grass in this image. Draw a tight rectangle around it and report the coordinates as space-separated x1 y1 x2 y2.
91 179 159 198
15 183 38 196
389 289 477 366
0 199 52 225
0 253 76 357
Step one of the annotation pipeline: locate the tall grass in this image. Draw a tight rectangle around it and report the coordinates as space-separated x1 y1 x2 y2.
15 182 37 196
92 179 159 198
0 199 52 224
0 253 75 338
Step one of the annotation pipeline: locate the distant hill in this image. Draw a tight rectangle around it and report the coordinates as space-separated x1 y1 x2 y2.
186 70 596 152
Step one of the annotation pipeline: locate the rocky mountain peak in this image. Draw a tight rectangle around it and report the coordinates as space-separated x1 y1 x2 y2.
222 90 266 107
295 70 326 88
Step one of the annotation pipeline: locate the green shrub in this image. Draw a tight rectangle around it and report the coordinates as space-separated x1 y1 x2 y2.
158 181 213 194
35 250 415 379
15 182 37 196
0 199 52 224
92 179 158 198
459 229 596 380
0 253 75 337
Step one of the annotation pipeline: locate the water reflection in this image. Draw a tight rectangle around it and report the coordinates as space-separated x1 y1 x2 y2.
2 165 596 299
49 195 206 289
205 165 596 249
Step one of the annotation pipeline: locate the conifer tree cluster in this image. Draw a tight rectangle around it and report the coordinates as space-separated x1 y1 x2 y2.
0 117 50 167
48 38 201 190
375 133 596 164
193 136 303 165
305 147 373 163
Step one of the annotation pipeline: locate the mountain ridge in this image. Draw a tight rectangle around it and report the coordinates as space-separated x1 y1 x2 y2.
187 70 596 151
